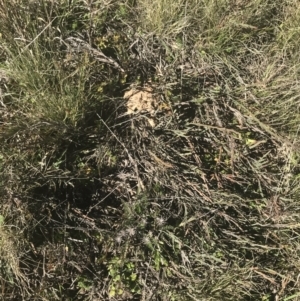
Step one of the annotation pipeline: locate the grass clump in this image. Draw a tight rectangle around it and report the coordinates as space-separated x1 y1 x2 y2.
0 211 29 299
1 0 300 300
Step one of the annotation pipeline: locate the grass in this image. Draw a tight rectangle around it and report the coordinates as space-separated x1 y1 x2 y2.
1 0 300 300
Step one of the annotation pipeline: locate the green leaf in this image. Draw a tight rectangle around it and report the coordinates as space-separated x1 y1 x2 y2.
114 274 121 282
284 293 300 301
130 273 137 281
109 288 116 297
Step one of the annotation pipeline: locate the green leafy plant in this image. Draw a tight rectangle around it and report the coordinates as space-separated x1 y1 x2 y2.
108 258 140 297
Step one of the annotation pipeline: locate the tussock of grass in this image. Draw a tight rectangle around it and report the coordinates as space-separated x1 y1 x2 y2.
136 0 190 37
0 212 29 298
1 0 300 300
